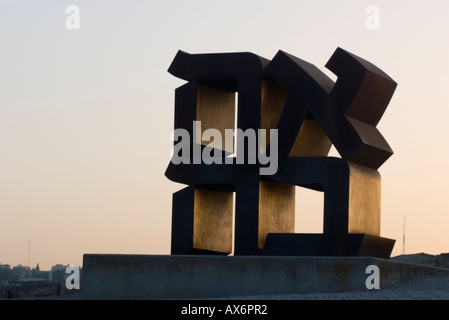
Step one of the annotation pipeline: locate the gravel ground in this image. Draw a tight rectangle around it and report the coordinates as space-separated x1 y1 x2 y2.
220 274 449 300
8 293 83 300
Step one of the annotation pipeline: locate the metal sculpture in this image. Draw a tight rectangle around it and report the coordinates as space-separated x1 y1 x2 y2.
166 48 396 258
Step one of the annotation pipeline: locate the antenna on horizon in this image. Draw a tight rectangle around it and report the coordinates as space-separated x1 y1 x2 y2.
402 216 406 255
28 237 31 280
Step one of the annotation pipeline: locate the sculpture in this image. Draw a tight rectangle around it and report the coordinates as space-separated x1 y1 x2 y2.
166 48 396 258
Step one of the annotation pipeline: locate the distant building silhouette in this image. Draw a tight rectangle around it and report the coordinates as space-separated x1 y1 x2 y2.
12 264 31 281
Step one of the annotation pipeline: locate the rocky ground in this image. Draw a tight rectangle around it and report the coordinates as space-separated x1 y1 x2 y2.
225 253 449 300
390 252 449 269
220 274 449 300
0 280 81 300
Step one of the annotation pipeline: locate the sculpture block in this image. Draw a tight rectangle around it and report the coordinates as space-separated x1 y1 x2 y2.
167 47 397 258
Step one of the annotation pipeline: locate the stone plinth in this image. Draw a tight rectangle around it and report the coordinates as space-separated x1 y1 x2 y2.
82 254 449 300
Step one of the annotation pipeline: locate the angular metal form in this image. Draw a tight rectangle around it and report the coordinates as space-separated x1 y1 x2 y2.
262 234 396 258
166 48 397 258
167 51 285 255
258 181 295 250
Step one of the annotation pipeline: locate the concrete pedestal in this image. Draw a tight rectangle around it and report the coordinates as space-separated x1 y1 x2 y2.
82 254 449 300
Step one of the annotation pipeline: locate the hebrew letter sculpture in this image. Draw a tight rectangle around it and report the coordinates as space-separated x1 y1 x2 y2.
166 48 397 258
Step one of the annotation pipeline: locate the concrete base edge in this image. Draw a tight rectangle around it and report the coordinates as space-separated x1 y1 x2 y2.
82 254 449 300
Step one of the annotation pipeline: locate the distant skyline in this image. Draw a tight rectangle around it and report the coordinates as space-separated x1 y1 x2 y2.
1 1 448 270
0 260 76 270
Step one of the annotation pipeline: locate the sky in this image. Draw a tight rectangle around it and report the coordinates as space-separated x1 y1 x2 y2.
0 0 448 270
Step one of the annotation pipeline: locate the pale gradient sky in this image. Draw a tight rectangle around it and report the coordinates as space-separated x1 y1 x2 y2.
0 0 448 270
